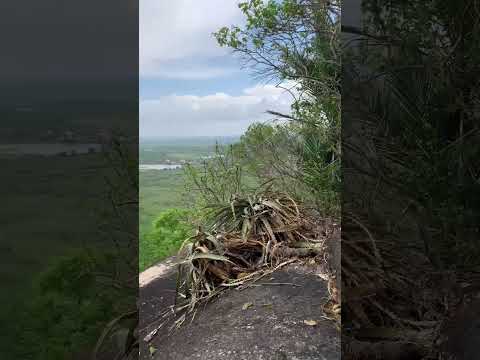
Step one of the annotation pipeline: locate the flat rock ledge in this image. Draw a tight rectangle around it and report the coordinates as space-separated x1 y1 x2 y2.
139 258 340 360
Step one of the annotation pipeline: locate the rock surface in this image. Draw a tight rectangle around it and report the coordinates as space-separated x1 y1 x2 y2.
139 260 339 360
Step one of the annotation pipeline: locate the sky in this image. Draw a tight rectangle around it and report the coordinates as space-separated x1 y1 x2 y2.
0 0 137 102
139 0 294 138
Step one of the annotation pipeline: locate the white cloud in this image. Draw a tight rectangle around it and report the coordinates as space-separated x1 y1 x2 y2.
140 83 296 137
144 66 239 80
140 0 243 78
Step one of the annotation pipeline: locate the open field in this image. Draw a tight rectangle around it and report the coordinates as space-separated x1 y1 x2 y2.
1 154 109 284
140 136 237 164
139 137 238 270
0 152 123 357
140 168 186 233
139 168 187 271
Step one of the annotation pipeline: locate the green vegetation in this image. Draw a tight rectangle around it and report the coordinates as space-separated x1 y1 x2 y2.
341 1 480 358
140 137 237 163
137 0 342 273
1 154 109 327
140 0 341 274
140 144 213 164
140 169 185 239
138 0 342 346
139 141 218 270
138 8 343 349
140 208 193 271
15 250 133 360
1 100 135 143
359 0 480 268
214 0 340 215
1 141 137 360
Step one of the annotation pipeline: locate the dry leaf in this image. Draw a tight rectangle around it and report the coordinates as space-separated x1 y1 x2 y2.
237 272 249 279
304 319 318 326
242 302 253 310
143 328 158 342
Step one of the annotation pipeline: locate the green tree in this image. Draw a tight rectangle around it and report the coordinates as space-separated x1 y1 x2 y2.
215 0 340 214
233 122 294 179
141 209 193 270
346 0 480 268
15 251 129 360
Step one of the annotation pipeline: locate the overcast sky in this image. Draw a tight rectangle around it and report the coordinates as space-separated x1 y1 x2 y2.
139 0 294 138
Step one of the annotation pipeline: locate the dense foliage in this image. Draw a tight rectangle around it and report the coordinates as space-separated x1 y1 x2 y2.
10 140 139 360
341 1 480 358
349 0 480 268
16 251 130 360
141 209 193 270
210 0 341 215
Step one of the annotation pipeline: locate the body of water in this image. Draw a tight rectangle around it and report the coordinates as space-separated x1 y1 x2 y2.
139 164 182 171
0 143 102 156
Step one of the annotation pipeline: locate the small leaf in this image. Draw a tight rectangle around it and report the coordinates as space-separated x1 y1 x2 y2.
149 346 157 356
304 319 318 326
183 253 234 264
242 302 253 310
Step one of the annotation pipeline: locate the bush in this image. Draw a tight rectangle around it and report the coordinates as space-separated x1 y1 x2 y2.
140 208 193 271
14 250 132 360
